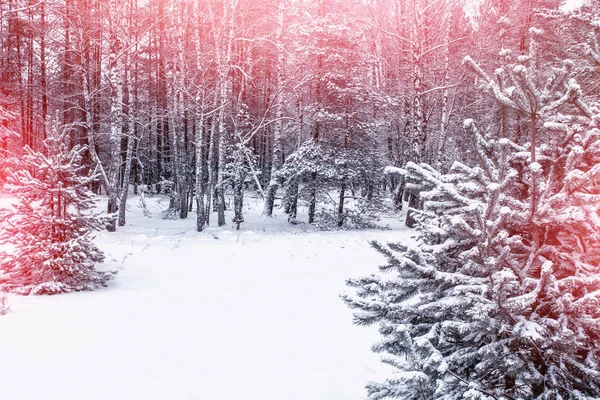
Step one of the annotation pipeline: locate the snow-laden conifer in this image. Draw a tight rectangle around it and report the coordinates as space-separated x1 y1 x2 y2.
344 32 600 399
0 123 115 295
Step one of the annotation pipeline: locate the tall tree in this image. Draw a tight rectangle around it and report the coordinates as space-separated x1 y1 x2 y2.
345 31 600 399
0 123 114 294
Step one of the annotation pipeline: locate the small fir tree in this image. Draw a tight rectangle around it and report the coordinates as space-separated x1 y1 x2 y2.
344 33 600 399
0 123 115 295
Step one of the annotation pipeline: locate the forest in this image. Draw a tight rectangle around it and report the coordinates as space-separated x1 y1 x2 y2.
0 0 593 233
2 0 600 398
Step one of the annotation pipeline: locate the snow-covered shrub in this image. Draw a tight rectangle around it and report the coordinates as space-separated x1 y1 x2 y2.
344 37 600 399
0 123 115 295
314 208 387 231
161 206 180 220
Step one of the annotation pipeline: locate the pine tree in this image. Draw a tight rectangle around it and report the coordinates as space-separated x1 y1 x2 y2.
344 33 600 399
0 123 115 295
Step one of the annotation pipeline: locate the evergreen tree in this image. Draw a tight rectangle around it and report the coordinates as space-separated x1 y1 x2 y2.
344 34 600 399
280 0 386 226
0 123 115 295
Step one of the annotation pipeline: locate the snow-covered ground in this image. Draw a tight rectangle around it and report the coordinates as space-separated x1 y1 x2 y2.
0 194 410 400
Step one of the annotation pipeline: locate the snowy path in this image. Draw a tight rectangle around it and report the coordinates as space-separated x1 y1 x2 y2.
0 196 407 400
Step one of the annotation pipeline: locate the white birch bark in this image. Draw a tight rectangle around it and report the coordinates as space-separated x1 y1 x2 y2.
435 10 451 168
213 0 237 227
194 0 206 231
106 0 124 232
118 58 136 227
262 0 285 217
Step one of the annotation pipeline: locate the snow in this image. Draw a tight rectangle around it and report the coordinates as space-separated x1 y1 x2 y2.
383 166 404 176
529 27 544 36
499 206 511 215
530 162 542 173
0 194 406 400
561 0 587 12
514 320 544 341
513 65 526 74
486 183 500 192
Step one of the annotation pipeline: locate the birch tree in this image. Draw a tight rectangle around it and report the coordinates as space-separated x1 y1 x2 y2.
105 0 125 232
261 0 286 217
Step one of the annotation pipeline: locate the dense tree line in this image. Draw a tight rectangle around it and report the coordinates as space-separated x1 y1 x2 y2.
0 0 469 230
0 0 598 233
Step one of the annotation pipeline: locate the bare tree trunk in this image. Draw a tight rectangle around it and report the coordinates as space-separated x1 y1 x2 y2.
167 67 181 215
337 180 346 227
192 0 206 231
393 176 405 211
308 170 317 224
216 99 227 227
283 177 299 222
206 109 217 225
176 2 189 219
106 0 124 232
214 0 236 227
337 112 349 227
263 0 285 217
405 2 426 228
40 0 48 142
117 128 134 226
82 49 110 194
195 122 205 231
405 192 419 228
435 15 451 168
195 108 206 231
307 0 326 225
233 158 244 230
118 59 136 227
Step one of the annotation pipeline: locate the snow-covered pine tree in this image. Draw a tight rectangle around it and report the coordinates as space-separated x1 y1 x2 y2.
344 31 600 399
0 122 115 295
279 139 338 223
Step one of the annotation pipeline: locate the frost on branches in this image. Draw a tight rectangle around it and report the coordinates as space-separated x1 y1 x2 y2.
0 124 115 295
344 34 600 399
0 104 18 186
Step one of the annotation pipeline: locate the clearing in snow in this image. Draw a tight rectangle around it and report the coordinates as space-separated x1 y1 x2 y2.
0 194 408 400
